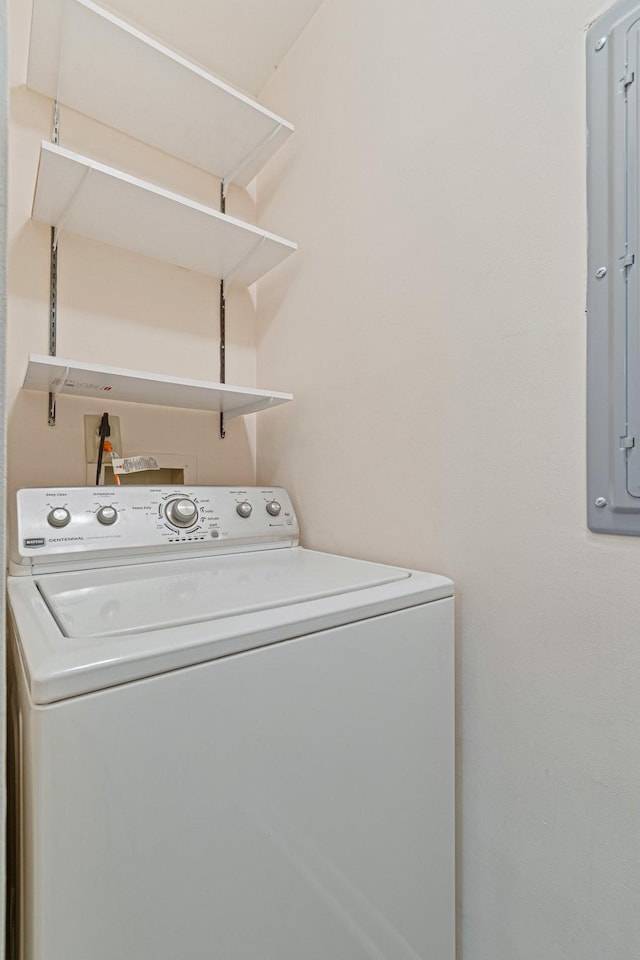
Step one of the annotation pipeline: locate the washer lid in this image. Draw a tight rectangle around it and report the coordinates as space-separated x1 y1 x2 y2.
8 547 453 703
37 548 410 638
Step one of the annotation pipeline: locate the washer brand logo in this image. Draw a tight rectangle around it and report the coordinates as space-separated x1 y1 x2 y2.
23 538 45 548
49 536 84 543
51 377 112 392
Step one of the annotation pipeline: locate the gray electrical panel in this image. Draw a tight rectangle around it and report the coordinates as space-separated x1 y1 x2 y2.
587 0 640 534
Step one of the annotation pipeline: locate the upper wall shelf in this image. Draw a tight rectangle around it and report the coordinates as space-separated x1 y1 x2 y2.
32 142 297 286
24 355 293 419
27 0 294 188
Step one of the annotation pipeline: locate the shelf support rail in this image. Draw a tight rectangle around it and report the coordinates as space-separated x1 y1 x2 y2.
48 99 60 426
219 277 226 439
221 123 285 199
218 233 268 435
219 182 226 439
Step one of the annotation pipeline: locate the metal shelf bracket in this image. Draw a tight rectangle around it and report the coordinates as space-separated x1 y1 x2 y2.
221 123 284 199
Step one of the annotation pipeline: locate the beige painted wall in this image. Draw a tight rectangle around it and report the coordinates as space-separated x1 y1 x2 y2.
256 0 640 957
7 0 264 499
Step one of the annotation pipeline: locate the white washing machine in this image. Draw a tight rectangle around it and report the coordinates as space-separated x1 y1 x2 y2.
7 485 454 960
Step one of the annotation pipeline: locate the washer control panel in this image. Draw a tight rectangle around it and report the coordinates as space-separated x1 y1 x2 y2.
13 486 299 570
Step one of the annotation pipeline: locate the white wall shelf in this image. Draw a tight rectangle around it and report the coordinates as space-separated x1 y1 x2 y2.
26 1 297 431
32 142 297 286
24 355 293 420
27 0 294 188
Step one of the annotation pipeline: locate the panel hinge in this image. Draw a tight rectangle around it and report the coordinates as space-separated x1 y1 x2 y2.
620 252 635 269
620 435 635 449
623 69 635 90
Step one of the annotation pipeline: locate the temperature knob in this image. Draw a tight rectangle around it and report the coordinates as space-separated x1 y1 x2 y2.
236 501 252 518
167 498 198 528
97 506 118 526
47 507 70 528
266 501 281 517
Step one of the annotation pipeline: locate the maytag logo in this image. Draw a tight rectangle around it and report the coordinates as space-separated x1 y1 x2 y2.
24 538 45 549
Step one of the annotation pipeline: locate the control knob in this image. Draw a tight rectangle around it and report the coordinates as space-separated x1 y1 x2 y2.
167 498 198 528
266 501 281 517
236 501 252 518
97 506 118 526
47 507 71 528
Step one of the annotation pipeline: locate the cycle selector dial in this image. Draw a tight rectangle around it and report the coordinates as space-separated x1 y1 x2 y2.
47 507 71 528
236 501 253 518
97 506 118 526
167 498 198 528
266 501 281 517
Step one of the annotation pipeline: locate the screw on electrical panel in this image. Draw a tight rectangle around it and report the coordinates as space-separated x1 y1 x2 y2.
596 267 607 279
595 37 607 51
594 497 608 508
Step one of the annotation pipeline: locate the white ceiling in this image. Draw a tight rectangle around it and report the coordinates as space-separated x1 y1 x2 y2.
100 0 325 96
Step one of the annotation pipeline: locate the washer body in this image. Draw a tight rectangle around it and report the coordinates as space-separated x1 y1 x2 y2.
7 486 454 960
